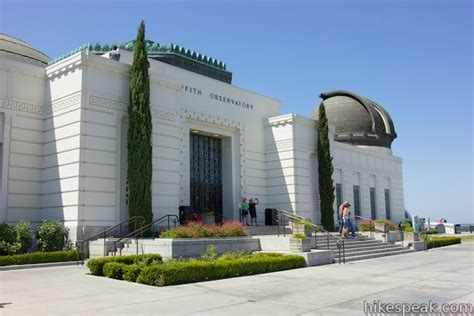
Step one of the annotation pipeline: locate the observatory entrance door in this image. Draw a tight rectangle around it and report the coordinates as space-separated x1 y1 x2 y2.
190 133 223 217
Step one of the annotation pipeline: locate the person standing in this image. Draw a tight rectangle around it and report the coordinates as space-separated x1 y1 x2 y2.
249 198 259 226
241 198 250 226
338 201 349 235
342 203 356 238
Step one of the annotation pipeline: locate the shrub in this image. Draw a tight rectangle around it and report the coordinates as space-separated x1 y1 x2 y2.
137 254 306 286
103 262 127 280
427 237 461 249
200 245 218 261
420 229 437 235
358 220 374 232
217 251 252 261
122 264 142 282
0 222 18 255
0 250 81 266
0 221 33 255
86 254 162 276
160 221 247 238
15 221 33 253
295 220 312 228
37 220 69 252
374 220 398 231
292 234 307 239
399 220 412 231
404 226 414 232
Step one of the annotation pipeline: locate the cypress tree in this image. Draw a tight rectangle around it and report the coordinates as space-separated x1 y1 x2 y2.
317 102 335 231
128 21 152 229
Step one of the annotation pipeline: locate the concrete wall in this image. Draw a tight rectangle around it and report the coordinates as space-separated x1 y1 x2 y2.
0 53 46 224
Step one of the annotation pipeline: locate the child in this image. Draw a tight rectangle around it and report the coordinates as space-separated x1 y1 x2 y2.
241 198 249 226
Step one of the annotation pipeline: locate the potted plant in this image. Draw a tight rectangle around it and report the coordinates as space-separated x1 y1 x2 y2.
403 226 419 241
293 220 313 237
201 210 215 225
290 234 311 252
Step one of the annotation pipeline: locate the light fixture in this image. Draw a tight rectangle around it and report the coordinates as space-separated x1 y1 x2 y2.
191 130 200 133
213 134 220 137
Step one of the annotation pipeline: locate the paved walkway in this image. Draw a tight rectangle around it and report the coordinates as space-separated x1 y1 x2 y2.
1 243 473 315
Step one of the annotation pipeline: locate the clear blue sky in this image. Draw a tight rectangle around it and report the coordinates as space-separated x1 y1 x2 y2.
1 0 472 223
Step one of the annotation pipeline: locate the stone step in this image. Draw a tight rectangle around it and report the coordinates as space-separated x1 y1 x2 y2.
332 244 400 254
336 249 414 262
246 226 293 236
334 246 409 258
315 240 383 249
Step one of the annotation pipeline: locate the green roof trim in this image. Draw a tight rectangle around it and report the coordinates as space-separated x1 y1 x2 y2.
48 39 227 71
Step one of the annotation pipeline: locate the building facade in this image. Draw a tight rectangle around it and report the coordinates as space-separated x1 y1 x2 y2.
0 34 405 240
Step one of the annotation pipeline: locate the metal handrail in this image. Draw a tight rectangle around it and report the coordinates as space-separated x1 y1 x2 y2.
75 215 145 264
115 214 179 256
277 210 345 264
353 215 388 242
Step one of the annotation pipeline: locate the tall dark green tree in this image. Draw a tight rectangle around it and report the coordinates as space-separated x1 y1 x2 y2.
317 102 335 231
128 21 152 228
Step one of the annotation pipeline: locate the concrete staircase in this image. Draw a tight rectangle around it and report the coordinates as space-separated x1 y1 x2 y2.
314 234 414 262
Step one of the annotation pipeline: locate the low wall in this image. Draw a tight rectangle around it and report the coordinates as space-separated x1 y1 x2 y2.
138 237 260 258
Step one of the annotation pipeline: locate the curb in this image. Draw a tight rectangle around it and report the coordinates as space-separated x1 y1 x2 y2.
0 261 81 271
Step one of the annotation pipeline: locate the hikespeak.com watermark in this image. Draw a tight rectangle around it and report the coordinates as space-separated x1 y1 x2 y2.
364 300 474 315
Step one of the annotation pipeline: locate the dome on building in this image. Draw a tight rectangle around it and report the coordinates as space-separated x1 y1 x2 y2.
0 34 49 66
312 90 397 148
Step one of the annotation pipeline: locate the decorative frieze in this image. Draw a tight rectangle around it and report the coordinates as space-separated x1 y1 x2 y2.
45 93 81 115
151 109 175 122
89 95 127 112
0 98 44 115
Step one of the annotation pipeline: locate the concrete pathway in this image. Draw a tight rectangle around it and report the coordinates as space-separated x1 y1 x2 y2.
1 243 473 315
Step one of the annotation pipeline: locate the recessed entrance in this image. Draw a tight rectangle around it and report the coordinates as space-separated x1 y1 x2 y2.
190 132 223 217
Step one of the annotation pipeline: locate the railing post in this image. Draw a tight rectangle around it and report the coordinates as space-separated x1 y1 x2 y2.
327 233 329 250
337 242 342 264
103 231 106 257
343 240 345 264
277 212 280 237
168 216 170 230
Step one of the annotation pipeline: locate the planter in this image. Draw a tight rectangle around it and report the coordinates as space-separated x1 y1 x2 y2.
202 215 215 225
387 231 402 242
404 231 420 241
375 223 389 233
290 238 311 252
293 224 313 237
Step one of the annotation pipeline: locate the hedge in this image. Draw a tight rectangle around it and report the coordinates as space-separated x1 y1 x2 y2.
87 254 162 276
0 250 81 266
103 262 127 279
427 237 461 249
136 253 306 286
103 262 143 282
123 264 142 282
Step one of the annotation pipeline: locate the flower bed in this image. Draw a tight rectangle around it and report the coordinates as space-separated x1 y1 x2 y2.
160 221 247 238
0 250 81 266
